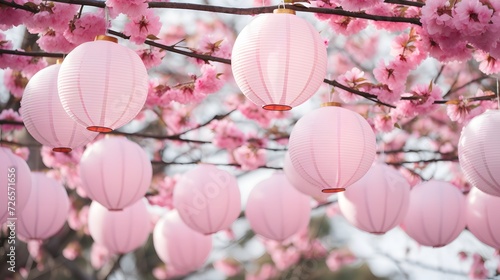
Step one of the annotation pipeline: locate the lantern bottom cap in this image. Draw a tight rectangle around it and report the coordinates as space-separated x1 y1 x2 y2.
108 208 123 212
262 104 292 111
432 244 445 248
321 188 345 193
87 126 113 133
52 147 72 153
370 231 385 235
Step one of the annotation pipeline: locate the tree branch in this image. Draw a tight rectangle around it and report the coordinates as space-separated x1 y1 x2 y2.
34 0 422 25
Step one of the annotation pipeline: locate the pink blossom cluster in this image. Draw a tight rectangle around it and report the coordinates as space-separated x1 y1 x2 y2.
421 0 500 71
213 258 242 277
209 119 246 150
392 83 442 119
147 176 177 209
137 47 166 69
123 9 162 45
446 89 497 124
326 249 356 271
105 0 149 19
0 108 23 132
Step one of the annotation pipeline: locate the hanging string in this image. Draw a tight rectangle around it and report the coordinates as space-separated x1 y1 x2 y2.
278 0 286 9
497 78 499 110
105 6 110 34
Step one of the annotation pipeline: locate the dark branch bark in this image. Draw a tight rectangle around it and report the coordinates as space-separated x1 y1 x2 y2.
1 0 422 25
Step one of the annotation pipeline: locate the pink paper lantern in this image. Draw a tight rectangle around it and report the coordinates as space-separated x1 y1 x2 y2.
338 163 410 234
288 104 376 193
459 110 500 196
88 199 150 254
153 210 212 273
21 63 97 152
283 152 331 200
466 187 500 248
18 172 69 240
79 136 152 210
245 173 311 241
402 180 466 247
173 164 241 235
58 35 148 132
231 8 327 111
0 148 32 224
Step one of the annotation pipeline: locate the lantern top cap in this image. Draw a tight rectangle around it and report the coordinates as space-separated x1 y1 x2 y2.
95 35 118 43
321 102 342 107
273 8 296 15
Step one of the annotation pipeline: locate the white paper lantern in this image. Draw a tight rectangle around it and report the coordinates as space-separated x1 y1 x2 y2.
459 110 500 196
21 63 97 152
288 104 376 193
231 9 327 111
58 35 148 132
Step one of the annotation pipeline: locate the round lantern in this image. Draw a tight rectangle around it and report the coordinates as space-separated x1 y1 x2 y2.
18 172 70 240
58 35 148 132
0 148 32 225
402 180 466 247
459 110 500 196
283 152 331 200
79 136 152 210
173 164 241 235
231 8 327 111
288 104 376 193
88 199 150 254
338 163 410 234
466 187 500 248
245 172 311 241
153 210 212 273
21 63 97 152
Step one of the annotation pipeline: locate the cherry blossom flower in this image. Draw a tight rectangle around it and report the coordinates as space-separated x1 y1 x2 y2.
123 9 162 45
336 67 369 103
3 69 28 98
90 243 112 269
194 64 224 94
105 0 148 19
233 145 266 170
453 0 493 37
469 253 489 279
209 119 246 150
25 2 78 33
64 12 107 45
37 29 77 53
474 50 500 75
137 47 165 69
326 250 356 271
0 109 23 132
338 0 383 12
214 259 242 277
328 16 368 36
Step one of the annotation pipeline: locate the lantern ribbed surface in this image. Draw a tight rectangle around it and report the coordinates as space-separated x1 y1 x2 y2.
466 187 500 248
0 148 32 225
18 173 69 240
79 136 152 211
173 164 241 235
88 199 150 254
245 173 311 241
231 9 327 111
58 37 148 132
288 105 376 193
458 110 500 197
402 180 466 248
21 64 97 152
338 163 410 234
283 152 331 200
153 210 212 273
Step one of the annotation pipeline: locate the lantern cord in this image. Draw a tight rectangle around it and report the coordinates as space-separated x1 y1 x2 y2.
278 0 286 9
497 78 499 110
105 6 110 34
